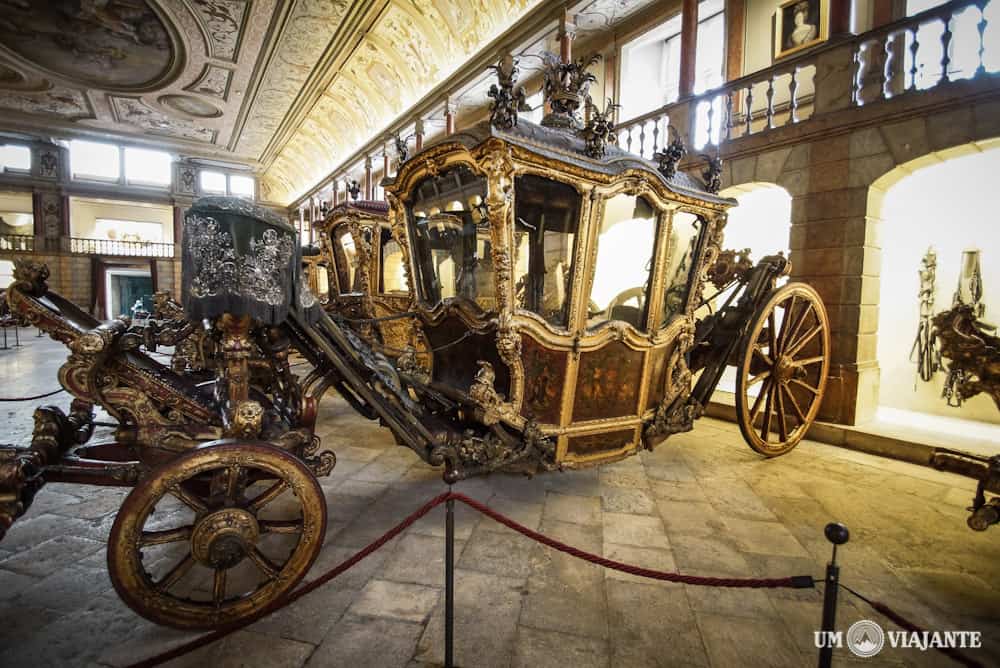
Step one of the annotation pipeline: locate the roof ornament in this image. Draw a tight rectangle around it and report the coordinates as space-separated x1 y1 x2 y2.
700 152 723 194
580 98 620 159
347 180 361 201
393 133 409 165
540 51 600 130
652 126 687 180
487 54 529 130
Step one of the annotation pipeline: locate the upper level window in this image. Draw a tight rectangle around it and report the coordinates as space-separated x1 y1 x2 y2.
200 170 227 194
124 147 171 187
229 174 255 198
0 145 30 172
619 0 725 120
70 140 119 181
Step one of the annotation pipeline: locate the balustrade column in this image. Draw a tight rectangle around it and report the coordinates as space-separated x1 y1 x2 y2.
445 101 455 136
364 155 374 200
679 0 699 98
415 119 424 152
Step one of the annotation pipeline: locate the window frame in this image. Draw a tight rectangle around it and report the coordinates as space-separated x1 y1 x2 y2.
0 144 31 174
123 146 173 188
69 139 122 183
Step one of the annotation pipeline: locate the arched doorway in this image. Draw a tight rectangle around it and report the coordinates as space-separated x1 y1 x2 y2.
871 139 1000 431
711 182 792 397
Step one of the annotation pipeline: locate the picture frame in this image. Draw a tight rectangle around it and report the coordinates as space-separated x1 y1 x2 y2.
774 0 830 60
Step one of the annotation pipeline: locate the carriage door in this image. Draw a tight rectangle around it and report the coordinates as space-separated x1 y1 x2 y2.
565 192 660 460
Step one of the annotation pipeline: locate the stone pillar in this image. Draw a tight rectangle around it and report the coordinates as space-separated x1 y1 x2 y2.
725 0 745 82
786 133 884 425
445 100 455 136
679 0 699 98
364 155 373 200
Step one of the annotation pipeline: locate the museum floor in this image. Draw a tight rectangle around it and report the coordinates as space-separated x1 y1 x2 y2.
0 334 998 667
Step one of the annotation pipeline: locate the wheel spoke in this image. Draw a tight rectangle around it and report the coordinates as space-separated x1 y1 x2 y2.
793 355 825 367
750 378 772 421
760 380 776 441
225 465 242 506
169 486 207 514
213 568 227 606
776 295 797 353
752 345 774 367
747 370 771 388
784 302 814 355
156 553 195 593
786 324 823 358
260 519 303 535
247 547 280 580
774 382 789 442
790 378 821 395
139 526 193 547
782 384 807 423
246 480 289 513
768 311 778 357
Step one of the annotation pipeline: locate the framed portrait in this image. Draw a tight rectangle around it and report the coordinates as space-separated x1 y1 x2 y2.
774 0 830 60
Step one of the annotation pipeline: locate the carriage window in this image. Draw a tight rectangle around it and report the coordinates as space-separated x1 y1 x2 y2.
587 194 658 331
512 174 581 328
407 165 493 308
379 227 408 293
336 229 359 293
661 211 703 326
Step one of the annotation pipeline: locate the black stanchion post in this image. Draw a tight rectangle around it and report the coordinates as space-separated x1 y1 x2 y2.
13 325 19 347
1 325 8 350
445 490 455 668
818 522 850 668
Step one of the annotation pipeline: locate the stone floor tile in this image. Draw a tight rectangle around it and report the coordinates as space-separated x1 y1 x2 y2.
348 579 440 623
657 499 723 536
512 626 610 668
0 568 39 601
606 579 709 667
543 492 602 526
414 570 524 668
600 486 656 514
0 534 104 577
648 479 711 503
14 565 111 613
305 616 423 668
379 532 465 587
165 630 315 668
721 517 812 557
602 512 669 549
251 582 358 645
475 494 543 531
458 525 543 580
697 611 805 668
601 542 679 587
669 534 752 576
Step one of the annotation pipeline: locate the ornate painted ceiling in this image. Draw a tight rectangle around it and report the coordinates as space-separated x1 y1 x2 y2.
0 0 659 205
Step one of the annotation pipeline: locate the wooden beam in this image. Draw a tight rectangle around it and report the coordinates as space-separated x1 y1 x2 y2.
679 0 699 97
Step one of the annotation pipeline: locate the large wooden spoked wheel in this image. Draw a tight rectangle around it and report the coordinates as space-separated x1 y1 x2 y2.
735 282 830 456
108 441 327 629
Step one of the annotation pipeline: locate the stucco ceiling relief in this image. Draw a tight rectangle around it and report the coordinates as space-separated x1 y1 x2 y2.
111 96 218 143
187 0 249 61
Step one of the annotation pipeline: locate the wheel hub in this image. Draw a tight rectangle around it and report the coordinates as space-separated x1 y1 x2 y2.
191 508 260 569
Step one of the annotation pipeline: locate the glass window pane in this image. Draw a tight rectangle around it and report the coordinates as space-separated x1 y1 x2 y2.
661 212 703 326
587 195 658 331
70 140 119 180
337 229 359 293
0 145 30 171
512 174 581 328
380 227 408 293
229 174 254 198
200 170 226 194
694 11 725 94
407 165 492 309
124 147 171 186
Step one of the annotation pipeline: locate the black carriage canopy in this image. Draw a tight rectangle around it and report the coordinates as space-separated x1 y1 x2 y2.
181 196 321 325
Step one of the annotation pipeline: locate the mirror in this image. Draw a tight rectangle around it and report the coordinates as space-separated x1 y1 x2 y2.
587 194 658 331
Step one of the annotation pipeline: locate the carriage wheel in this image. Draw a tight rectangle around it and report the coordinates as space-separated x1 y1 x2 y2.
108 441 326 629
735 282 830 457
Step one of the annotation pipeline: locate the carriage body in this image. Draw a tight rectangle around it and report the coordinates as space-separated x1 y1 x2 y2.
314 201 422 357
384 121 734 469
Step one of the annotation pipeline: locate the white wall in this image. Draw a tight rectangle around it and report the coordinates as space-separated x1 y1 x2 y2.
0 191 33 235
876 144 1000 424
69 197 173 243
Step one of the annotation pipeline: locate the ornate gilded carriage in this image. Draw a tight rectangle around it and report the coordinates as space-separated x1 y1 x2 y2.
313 200 424 358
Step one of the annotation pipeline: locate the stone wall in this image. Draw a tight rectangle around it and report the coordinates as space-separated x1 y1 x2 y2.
711 84 1000 425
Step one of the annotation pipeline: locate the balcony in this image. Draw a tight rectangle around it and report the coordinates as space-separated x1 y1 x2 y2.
0 234 175 258
616 0 998 159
